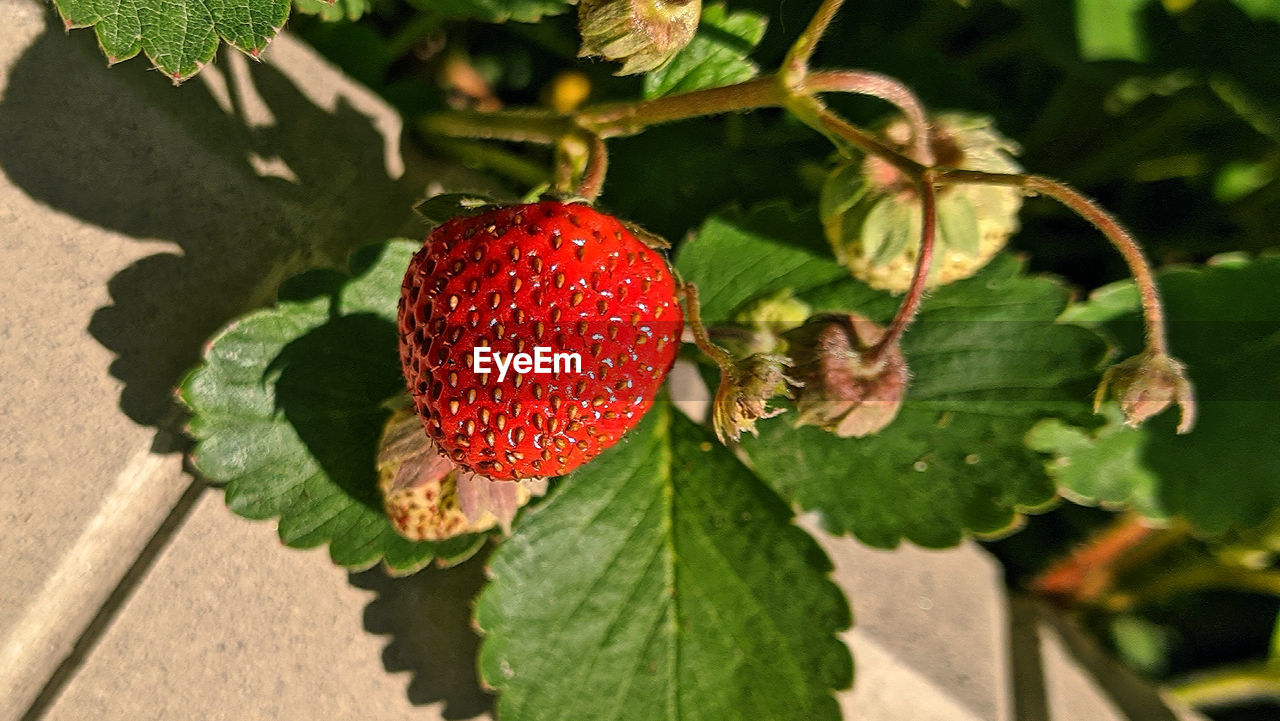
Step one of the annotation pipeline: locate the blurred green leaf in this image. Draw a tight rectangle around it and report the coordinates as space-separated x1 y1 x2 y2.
1075 0 1150 62
293 0 372 21
1231 0 1280 23
422 0 573 23
475 406 852 721
1109 614 1172 675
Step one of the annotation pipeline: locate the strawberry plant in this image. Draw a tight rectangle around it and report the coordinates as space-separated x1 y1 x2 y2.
59 0 1280 717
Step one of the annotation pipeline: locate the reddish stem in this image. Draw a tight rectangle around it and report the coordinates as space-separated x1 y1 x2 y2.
576 133 608 203
937 169 1169 355
868 174 937 365
805 70 934 165
1030 514 1187 606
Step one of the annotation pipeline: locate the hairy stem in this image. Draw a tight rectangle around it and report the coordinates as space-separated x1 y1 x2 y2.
937 169 1169 355
679 283 736 372
576 76 787 138
805 70 934 165
782 0 847 84
553 136 580 195
868 173 937 365
786 94 926 179
423 71 934 160
576 132 609 202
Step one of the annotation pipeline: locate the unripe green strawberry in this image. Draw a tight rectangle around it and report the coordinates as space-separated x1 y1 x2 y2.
398 201 683 480
376 400 546 541
821 113 1025 293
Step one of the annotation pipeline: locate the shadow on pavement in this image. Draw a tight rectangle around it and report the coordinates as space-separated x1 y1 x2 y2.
352 552 495 719
0 13 432 428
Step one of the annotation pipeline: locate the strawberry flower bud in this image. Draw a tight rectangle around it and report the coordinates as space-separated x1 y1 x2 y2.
1094 351 1197 434
711 354 793 443
578 0 702 75
784 313 908 438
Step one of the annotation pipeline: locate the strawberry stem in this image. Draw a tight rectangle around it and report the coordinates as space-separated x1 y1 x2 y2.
803 70 934 165
782 0 846 86
577 76 787 137
935 169 1170 356
786 94 926 179
868 172 938 366
679 282 737 373
576 132 609 202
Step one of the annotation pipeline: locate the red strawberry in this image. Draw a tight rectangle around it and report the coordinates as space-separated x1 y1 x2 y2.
398 201 683 480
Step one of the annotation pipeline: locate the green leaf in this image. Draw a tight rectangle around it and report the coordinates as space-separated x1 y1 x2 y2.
1231 0 1280 23
676 203 895 324
677 204 1107 547
475 406 852 721
746 260 1106 547
642 4 768 99
293 0 371 22
1074 0 1150 62
1030 257 1280 534
53 0 291 82
182 240 484 572
420 0 572 23
1026 406 1167 518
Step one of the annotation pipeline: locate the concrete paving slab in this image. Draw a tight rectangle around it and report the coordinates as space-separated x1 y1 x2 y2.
40 488 1012 721
31 476 1206 721
822 534 1012 721
41 488 490 721
0 3 479 716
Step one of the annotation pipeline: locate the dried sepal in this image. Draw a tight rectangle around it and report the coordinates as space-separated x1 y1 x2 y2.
711 354 794 443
